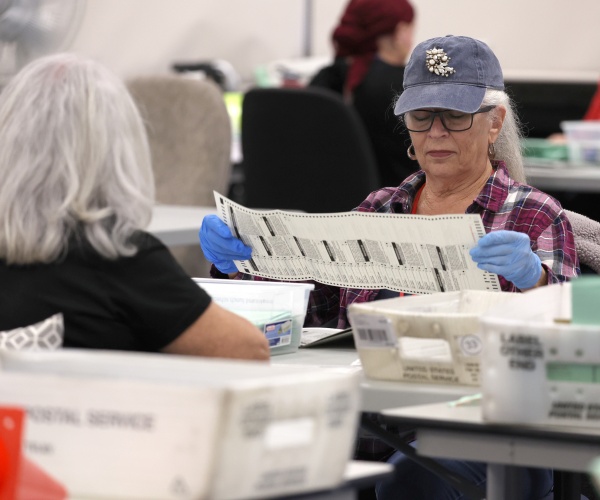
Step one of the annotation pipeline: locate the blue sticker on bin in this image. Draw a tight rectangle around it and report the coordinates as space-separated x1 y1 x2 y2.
264 318 293 347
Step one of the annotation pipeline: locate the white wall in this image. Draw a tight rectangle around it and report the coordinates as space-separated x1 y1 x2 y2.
405 0 600 81
69 0 600 83
70 0 306 81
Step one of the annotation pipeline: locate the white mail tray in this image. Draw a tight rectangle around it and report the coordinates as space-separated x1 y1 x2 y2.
348 290 514 386
481 282 600 428
0 349 360 499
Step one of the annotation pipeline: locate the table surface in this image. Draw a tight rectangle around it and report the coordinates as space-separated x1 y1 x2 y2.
273 347 478 413
68 461 393 500
148 204 216 246
383 401 600 444
278 461 394 500
381 401 600 478
342 460 394 485
524 161 600 192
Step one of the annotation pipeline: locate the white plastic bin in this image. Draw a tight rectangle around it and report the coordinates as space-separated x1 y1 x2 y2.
347 290 513 386
0 349 360 500
194 278 314 355
560 120 600 165
481 282 600 427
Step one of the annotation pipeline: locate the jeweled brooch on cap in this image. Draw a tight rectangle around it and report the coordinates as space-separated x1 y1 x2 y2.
426 48 455 77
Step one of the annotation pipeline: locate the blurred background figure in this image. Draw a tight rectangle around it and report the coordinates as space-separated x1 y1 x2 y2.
310 0 418 187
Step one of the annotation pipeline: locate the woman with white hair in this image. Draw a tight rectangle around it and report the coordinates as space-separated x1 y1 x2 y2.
373 34 580 500
0 53 269 360
202 35 580 324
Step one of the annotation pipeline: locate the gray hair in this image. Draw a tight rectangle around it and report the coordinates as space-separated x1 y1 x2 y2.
0 53 155 264
482 89 526 184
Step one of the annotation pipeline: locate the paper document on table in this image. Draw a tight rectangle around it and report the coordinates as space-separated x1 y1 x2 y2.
213 191 500 294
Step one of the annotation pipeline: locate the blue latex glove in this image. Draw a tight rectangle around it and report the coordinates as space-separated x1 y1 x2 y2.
469 230 542 289
199 215 252 274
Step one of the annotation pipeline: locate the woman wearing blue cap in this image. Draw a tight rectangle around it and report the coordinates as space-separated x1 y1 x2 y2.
368 34 577 500
201 34 579 327
200 35 580 498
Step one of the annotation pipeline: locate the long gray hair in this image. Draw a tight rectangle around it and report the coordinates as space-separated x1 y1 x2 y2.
482 88 526 184
0 53 155 264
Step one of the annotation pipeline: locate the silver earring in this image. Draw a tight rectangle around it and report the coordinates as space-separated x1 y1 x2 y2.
407 144 417 160
488 142 496 159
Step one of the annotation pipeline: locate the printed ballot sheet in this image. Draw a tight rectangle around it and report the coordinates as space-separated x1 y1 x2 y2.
214 192 500 294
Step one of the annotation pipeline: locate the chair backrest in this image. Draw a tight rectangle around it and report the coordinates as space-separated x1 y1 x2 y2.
505 80 597 137
126 75 232 277
241 86 381 213
564 209 600 274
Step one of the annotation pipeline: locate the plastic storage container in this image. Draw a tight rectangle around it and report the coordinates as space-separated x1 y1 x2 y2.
194 278 314 355
0 349 360 499
480 282 600 427
347 290 514 386
560 120 600 165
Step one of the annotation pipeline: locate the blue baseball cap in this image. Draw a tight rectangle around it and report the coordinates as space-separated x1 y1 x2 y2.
394 35 504 115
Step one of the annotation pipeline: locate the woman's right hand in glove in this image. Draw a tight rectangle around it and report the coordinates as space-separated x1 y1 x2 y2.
199 215 252 274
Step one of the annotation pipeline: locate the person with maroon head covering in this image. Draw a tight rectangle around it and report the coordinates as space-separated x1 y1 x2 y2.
309 0 418 187
332 0 415 95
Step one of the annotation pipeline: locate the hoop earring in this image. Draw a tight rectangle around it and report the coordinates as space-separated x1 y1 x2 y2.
488 142 496 160
407 144 417 160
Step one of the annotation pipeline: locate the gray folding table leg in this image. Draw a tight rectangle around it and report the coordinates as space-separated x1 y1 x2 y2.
487 464 529 500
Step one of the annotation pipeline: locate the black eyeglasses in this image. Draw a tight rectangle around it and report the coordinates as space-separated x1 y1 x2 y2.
402 105 497 132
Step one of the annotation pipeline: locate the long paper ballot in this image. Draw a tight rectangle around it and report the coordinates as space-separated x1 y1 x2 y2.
214 192 500 294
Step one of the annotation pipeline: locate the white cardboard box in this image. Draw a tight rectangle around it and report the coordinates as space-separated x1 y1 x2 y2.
0 349 360 499
347 291 514 386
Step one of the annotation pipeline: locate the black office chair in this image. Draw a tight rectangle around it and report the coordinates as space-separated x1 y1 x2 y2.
505 80 597 138
241 86 382 213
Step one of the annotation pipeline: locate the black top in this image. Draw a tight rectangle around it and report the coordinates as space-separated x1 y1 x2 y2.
309 57 347 95
0 232 211 351
310 57 419 187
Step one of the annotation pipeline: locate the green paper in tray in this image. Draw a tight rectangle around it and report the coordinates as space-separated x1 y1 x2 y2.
521 138 568 161
571 275 600 326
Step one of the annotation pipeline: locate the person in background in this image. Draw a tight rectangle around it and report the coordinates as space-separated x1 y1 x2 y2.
0 53 269 361
309 0 418 186
201 34 580 497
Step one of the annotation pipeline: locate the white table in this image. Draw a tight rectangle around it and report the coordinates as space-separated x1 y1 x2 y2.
68 460 393 500
278 461 393 500
148 204 216 246
381 401 600 500
273 347 478 413
524 161 600 192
